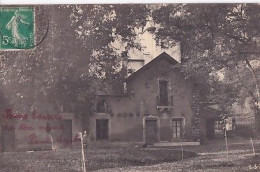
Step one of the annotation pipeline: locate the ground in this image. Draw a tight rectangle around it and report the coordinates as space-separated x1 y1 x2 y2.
0 137 259 172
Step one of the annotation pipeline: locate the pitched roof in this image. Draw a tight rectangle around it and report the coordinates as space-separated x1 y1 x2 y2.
125 52 179 82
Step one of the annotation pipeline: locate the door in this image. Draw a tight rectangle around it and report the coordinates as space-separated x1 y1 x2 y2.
59 120 72 148
145 119 157 144
1 124 15 151
206 119 215 139
96 119 109 140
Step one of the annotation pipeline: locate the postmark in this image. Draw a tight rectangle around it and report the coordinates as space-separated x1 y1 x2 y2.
34 6 49 48
0 7 35 50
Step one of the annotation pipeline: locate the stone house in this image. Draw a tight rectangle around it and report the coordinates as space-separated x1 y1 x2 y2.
90 52 201 144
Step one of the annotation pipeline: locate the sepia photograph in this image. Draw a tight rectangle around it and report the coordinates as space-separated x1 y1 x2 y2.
0 3 259 172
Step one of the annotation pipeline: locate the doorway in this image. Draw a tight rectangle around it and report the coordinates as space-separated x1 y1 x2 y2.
1 124 15 151
145 119 158 144
60 120 72 148
96 119 109 140
206 118 215 139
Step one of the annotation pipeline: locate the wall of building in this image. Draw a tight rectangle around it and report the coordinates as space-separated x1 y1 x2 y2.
91 56 199 142
1 110 82 151
126 58 195 141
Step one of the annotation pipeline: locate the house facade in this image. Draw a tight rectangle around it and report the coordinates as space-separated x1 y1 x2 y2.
0 109 82 151
90 52 201 143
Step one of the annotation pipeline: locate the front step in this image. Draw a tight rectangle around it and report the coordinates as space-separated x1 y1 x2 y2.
153 141 200 147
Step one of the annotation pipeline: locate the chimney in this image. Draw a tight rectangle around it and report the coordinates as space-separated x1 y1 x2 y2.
127 59 145 76
174 42 182 63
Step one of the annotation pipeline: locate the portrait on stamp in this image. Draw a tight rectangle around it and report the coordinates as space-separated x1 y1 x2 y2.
0 7 34 49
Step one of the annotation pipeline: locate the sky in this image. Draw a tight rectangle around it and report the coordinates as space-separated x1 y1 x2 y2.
111 20 182 66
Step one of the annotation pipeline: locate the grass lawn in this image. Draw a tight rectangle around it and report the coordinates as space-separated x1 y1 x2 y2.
1 138 259 172
0 142 196 172
94 138 260 172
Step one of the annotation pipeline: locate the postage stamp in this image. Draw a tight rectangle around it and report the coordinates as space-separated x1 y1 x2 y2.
0 7 34 50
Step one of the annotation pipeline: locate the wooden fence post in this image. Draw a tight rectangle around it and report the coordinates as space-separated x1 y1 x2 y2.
224 124 229 163
79 132 86 172
250 137 256 156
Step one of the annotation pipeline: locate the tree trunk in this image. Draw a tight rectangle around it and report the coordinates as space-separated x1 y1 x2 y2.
245 59 260 136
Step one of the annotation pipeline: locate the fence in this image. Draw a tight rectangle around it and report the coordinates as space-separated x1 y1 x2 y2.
235 117 255 126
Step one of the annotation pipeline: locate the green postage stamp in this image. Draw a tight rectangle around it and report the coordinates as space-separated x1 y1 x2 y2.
0 7 34 50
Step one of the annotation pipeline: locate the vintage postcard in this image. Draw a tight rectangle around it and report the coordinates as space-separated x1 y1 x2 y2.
0 3 259 172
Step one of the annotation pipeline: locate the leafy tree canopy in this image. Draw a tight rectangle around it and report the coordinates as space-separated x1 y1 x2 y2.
152 4 260 111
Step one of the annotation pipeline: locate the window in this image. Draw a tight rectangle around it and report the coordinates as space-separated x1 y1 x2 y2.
214 120 223 134
171 118 183 138
96 100 108 113
159 80 168 106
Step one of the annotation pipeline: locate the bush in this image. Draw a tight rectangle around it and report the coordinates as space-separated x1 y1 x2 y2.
235 125 255 138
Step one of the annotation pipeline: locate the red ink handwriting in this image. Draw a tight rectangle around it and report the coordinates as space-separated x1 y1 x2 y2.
28 134 51 144
32 112 62 121
18 123 35 130
2 109 62 121
2 124 15 131
38 125 65 131
3 109 28 120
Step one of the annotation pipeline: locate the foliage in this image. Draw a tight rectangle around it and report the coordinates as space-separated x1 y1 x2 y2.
236 125 255 138
1 4 259 132
0 5 150 130
67 5 150 94
152 4 260 113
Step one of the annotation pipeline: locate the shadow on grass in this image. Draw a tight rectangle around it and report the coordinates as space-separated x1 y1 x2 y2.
242 154 260 165
0 144 197 172
192 161 235 170
206 162 236 168
87 148 197 171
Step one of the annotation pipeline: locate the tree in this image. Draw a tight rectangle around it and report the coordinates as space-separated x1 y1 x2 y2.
67 4 150 93
0 5 150 131
152 4 260 133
